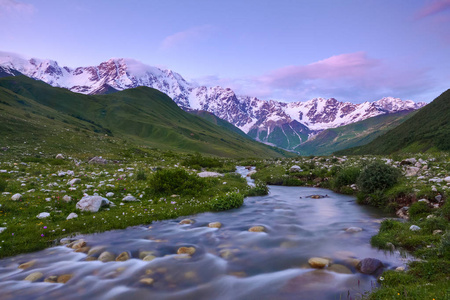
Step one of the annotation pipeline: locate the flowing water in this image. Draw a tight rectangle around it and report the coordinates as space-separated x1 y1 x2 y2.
0 167 412 299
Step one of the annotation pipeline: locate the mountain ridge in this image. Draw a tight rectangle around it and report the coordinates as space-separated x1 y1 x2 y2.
0 52 427 150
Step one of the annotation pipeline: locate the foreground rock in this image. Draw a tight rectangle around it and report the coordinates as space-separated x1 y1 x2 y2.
308 257 330 268
356 258 384 275
24 272 43 282
76 195 110 212
11 193 22 201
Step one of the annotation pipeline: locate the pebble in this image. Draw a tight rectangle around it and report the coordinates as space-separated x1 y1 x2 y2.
62 195 72 202
208 222 222 228
248 226 265 232
18 260 36 269
179 219 194 225
37 212 50 219
139 278 154 285
66 212 78 220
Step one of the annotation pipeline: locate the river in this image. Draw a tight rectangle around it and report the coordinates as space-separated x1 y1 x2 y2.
0 167 412 299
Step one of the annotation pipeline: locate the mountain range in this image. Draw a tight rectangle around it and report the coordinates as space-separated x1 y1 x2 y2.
0 52 427 150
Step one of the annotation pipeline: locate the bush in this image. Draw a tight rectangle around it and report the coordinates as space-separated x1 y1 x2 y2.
333 166 360 190
149 168 206 196
422 216 448 233
409 201 432 220
182 153 223 169
357 160 402 194
246 181 269 196
210 192 244 211
135 169 147 181
440 201 450 220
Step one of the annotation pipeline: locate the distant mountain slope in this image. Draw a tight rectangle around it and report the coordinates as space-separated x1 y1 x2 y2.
0 76 290 158
337 89 450 155
0 52 426 150
295 110 415 156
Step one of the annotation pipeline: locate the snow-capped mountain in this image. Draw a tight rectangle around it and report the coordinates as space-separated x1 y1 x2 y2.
0 52 427 150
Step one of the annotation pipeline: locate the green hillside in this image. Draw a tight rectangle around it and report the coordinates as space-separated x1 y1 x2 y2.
295 110 415 156
0 76 289 158
337 89 450 155
187 109 249 138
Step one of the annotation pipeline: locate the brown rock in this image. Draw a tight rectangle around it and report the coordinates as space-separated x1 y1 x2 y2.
208 222 222 228
44 276 58 283
24 272 43 282
75 246 90 253
177 247 196 255
116 251 130 261
57 274 73 283
248 226 265 232
139 278 154 285
143 254 157 261
139 251 154 259
71 239 86 249
98 251 115 262
327 264 352 274
85 256 97 261
179 219 194 225
308 257 329 268
18 260 37 269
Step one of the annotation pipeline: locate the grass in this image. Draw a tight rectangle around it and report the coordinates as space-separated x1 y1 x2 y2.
0 149 255 259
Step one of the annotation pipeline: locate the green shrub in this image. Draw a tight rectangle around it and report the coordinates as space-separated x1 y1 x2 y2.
149 168 206 196
182 153 223 169
333 166 360 190
246 181 269 196
357 160 402 194
438 232 450 259
440 201 450 220
422 217 448 233
135 169 147 181
210 192 244 211
409 202 432 220
0 177 7 193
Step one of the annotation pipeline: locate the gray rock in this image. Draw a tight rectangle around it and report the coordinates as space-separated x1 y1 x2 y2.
0 227 6 234
356 258 384 275
88 156 107 164
197 171 223 178
435 194 443 202
445 176 450 183
11 193 22 201
106 192 114 197
289 165 303 172
409 225 421 231
55 154 65 159
66 212 78 220
404 166 420 177
68 178 81 185
76 195 110 212
122 195 138 202
37 212 50 219
62 195 72 202
345 227 363 233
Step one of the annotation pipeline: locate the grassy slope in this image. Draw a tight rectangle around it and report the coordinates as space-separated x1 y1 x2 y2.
295 111 415 156
0 76 290 159
338 89 450 155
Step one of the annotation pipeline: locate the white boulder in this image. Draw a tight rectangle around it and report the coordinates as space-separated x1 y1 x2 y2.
11 193 22 201
37 212 50 219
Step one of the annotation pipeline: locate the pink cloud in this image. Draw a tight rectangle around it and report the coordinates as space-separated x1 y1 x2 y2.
259 52 379 88
160 25 214 50
0 0 34 15
415 0 450 19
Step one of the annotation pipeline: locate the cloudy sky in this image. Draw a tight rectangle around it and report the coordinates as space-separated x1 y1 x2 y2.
1 0 449 103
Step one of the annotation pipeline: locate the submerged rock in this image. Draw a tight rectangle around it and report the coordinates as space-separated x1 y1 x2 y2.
57 274 73 283
179 219 195 225
116 252 130 261
208 222 222 228
345 227 363 233
24 272 43 282
18 260 36 269
98 251 115 262
248 226 266 232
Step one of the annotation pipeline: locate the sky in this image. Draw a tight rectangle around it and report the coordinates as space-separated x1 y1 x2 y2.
0 0 449 103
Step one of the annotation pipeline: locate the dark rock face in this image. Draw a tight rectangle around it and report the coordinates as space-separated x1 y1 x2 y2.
356 258 384 275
